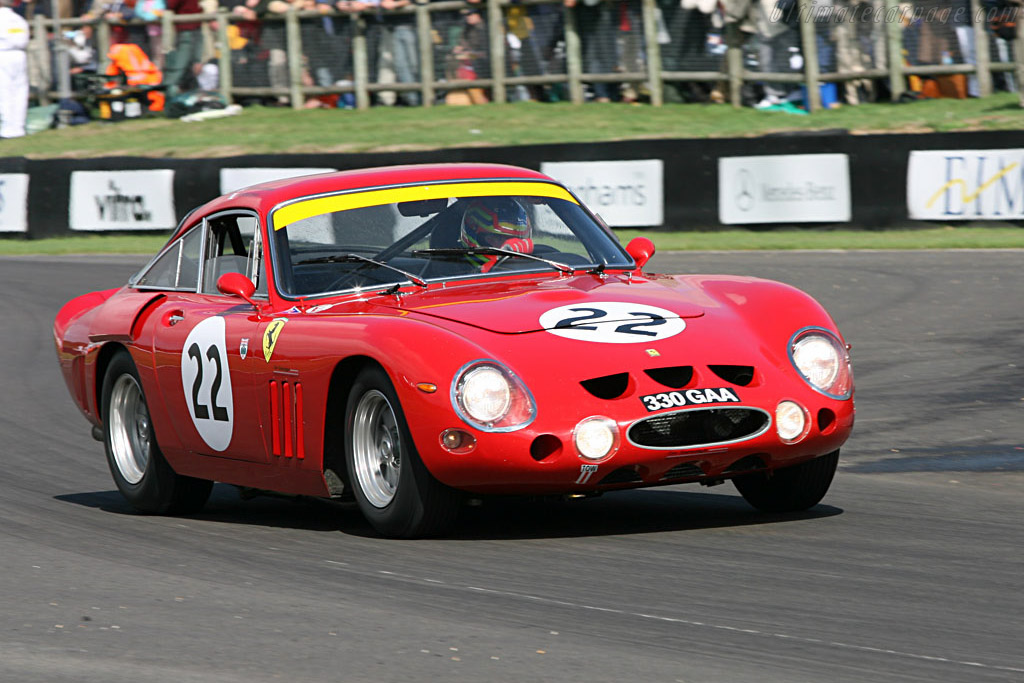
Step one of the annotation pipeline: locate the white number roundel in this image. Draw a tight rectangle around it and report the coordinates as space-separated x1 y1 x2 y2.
181 316 234 451
539 301 686 344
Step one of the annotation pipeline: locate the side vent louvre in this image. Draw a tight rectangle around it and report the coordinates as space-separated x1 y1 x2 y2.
709 365 755 387
270 379 305 459
580 372 630 400
643 366 693 389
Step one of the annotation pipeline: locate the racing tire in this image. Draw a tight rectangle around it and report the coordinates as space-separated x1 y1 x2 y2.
345 365 461 538
101 350 213 514
733 450 839 513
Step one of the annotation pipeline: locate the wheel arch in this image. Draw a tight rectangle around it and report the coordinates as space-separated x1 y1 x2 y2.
94 342 131 423
322 354 386 487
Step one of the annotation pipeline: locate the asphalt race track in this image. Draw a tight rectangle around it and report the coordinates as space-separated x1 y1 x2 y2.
2 250 1021 682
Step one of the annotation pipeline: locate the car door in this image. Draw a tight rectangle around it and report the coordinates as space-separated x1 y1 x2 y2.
148 211 271 463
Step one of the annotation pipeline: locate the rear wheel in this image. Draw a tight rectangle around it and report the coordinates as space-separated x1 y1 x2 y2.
345 365 460 538
102 350 212 514
733 450 839 513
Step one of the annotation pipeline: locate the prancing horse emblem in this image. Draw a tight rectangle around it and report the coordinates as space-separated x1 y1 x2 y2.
239 338 249 360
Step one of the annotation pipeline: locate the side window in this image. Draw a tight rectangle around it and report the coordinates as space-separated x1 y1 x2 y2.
135 226 203 290
201 213 263 295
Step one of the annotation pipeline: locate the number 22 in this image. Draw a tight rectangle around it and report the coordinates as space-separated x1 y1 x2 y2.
554 307 667 336
187 342 229 421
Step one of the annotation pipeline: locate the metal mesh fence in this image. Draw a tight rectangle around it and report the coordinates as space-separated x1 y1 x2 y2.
24 0 1023 111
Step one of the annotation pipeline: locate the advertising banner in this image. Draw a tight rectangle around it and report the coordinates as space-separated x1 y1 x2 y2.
907 149 1024 220
718 154 851 224
541 160 663 227
0 174 29 233
70 170 176 231
220 168 336 195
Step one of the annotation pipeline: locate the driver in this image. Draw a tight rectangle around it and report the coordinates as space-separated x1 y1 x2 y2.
459 197 533 272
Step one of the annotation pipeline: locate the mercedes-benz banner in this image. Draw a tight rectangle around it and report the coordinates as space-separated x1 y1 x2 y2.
718 154 851 225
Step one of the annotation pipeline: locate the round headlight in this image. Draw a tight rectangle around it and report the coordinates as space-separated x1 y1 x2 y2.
573 416 619 461
776 400 808 442
790 330 851 398
459 366 511 424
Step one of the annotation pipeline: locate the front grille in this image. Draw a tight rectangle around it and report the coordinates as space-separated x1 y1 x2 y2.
660 461 705 481
628 407 770 449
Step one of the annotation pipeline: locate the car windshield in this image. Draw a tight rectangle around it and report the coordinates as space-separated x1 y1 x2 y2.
268 183 634 298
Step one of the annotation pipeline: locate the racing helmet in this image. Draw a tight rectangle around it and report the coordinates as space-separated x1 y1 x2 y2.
460 198 532 250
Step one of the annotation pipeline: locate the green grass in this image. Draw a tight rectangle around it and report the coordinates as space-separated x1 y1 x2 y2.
4 227 1022 255
4 95 1022 253
616 227 1024 251
0 234 169 255
4 94 1023 158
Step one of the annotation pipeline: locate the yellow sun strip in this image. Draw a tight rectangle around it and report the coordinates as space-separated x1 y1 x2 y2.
273 181 577 230
925 162 1020 209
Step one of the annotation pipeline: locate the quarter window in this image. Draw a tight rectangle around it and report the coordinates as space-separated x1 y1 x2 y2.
134 226 203 290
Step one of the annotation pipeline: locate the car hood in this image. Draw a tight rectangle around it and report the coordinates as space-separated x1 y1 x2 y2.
387 274 707 334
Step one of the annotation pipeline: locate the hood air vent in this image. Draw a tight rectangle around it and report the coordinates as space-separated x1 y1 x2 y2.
643 366 693 389
709 365 755 387
580 372 630 400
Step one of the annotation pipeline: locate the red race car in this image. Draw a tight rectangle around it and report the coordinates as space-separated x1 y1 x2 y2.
54 163 854 537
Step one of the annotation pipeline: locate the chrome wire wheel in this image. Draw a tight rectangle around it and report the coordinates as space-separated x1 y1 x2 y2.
351 389 402 508
108 374 151 485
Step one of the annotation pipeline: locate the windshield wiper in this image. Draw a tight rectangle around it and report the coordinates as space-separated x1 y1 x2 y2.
413 247 575 275
297 253 427 288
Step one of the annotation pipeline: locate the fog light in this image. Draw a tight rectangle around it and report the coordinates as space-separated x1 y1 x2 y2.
776 401 809 443
440 429 476 454
573 416 619 461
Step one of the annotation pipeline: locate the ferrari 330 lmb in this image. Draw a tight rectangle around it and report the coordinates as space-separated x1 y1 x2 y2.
54 163 854 537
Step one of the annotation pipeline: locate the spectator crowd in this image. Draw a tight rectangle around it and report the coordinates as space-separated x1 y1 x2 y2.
0 0 1019 132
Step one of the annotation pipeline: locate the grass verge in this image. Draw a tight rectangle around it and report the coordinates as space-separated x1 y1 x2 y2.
3 95 1023 159
3 227 1022 256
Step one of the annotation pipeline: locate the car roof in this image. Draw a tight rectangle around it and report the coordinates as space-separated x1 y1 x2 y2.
185 163 558 232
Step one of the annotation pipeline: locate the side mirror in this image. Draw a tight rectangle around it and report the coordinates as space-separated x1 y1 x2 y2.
625 236 655 269
217 272 258 309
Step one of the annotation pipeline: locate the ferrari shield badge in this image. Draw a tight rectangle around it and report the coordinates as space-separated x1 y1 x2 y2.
263 318 288 362
240 338 249 360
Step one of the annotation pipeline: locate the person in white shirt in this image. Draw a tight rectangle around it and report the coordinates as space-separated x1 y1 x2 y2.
0 0 29 138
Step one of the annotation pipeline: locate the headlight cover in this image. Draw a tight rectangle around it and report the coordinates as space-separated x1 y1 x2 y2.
789 327 852 399
452 360 536 432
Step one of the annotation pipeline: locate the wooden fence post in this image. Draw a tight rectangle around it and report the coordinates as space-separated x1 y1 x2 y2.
285 7 304 109
216 9 234 103
487 0 506 103
797 0 821 111
564 1 583 104
416 0 434 107
641 0 662 105
884 0 904 100
352 14 371 110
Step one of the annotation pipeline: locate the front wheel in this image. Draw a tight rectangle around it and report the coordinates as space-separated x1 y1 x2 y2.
733 450 840 513
102 350 212 514
345 365 460 538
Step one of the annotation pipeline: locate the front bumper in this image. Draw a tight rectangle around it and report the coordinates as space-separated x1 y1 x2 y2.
405 381 854 495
